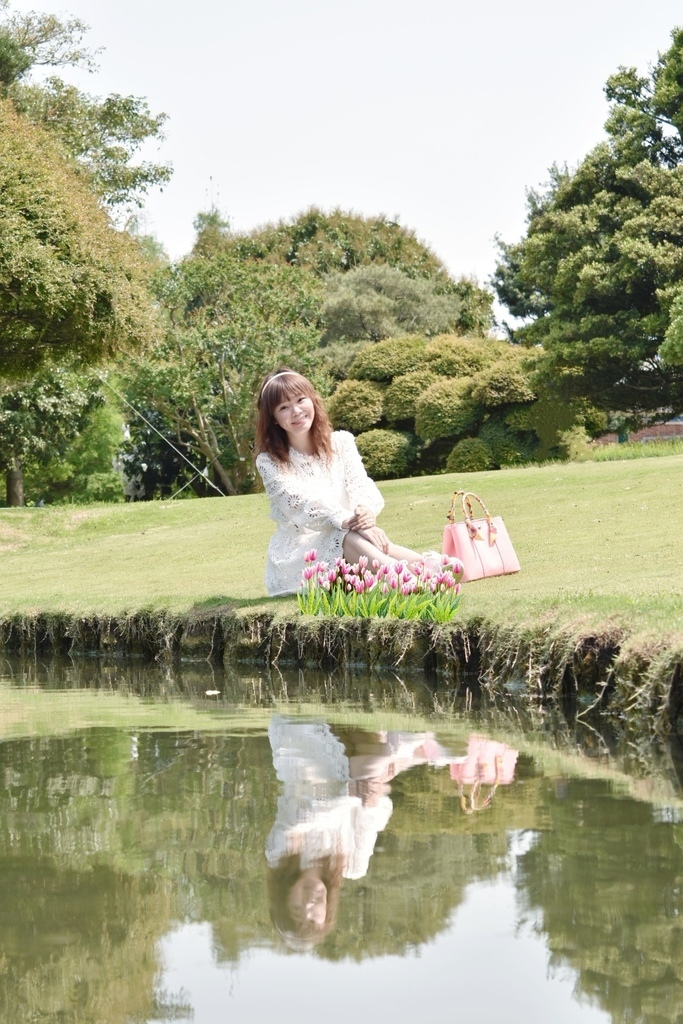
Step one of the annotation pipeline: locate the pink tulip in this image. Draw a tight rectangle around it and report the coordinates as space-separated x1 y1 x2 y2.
304 549 318 564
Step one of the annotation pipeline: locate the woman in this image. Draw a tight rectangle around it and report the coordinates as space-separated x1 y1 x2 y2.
255 367 423 596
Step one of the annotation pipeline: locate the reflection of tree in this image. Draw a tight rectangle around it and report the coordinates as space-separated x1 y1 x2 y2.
0 722 526 1020
517 778 683 1023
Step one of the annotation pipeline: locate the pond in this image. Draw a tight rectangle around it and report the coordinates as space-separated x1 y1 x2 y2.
1 657 683 1024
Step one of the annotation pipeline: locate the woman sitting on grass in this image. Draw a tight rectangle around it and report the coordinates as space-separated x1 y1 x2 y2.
255 367 425 597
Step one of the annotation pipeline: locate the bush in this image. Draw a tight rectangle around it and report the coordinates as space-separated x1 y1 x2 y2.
355 429 415 479
348 336 427 382
470 362 535 407
478 418 535 466
326 380 385 433
445 437 493 473
424 335 498 377
383 369 440 424
414 378 479 441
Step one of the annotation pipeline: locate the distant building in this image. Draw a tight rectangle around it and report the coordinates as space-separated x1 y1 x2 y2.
594 416 683 445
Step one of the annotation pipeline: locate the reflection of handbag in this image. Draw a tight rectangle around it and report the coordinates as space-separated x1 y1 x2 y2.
450 735 519 813
442 490 520 582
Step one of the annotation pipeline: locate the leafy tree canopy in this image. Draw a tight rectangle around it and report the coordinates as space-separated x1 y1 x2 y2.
0 98 157 378
0 2 170 209
493 27 683 418
119 250 323 496
321 264 487 344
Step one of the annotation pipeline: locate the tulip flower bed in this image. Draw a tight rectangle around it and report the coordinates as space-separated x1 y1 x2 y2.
297 550 463 622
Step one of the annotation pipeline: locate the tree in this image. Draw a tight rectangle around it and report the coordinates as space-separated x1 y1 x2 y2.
0 365 103 505
0 97 157 378
493 28 683 420
321 264 484 344
0 2 170 210
119 251 323 496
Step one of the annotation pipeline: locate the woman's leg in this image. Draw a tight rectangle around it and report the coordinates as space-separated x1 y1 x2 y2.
342 530 420 567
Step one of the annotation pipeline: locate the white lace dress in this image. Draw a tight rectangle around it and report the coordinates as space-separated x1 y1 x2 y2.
265 718 392 880
256 430 385 596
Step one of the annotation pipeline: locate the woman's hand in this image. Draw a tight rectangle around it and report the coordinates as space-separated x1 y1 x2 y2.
358 526 390 554
344 504 376 531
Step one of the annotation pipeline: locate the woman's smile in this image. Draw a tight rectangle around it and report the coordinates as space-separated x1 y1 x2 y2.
274 395 315 439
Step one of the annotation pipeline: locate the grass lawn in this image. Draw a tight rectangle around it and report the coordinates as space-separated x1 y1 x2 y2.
1 455 682 642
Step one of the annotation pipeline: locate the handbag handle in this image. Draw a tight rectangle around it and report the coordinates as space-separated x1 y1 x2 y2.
446 490 498 545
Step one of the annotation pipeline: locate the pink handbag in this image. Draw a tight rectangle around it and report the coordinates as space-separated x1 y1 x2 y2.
442 490 520 582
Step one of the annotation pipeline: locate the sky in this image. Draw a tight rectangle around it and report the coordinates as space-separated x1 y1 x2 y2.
9 0 683 287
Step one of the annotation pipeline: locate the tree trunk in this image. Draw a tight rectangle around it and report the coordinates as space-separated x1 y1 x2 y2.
6 461 24 507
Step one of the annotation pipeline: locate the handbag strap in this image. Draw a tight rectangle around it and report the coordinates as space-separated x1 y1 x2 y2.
446 490 498 545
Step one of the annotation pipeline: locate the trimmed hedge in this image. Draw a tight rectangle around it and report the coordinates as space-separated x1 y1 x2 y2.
414 378 479 441
326 379 384 433
355 428 415 479
424 335 498 377
383 369 440 423
348 336 427 382
445 437 493 473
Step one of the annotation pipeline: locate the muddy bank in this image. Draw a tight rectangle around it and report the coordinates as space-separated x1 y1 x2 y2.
1 609 682 736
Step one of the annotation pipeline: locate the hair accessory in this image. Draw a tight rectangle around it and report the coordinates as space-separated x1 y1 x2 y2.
260 371 299 394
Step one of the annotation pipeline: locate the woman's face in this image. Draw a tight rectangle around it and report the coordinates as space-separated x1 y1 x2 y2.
286 871 327 927
272 392 315 441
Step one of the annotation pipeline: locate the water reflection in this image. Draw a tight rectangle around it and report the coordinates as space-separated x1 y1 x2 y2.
265 719 519 950
2 661 683 1024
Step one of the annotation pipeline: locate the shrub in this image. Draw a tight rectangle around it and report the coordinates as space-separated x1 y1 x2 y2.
326 380 384 433
348 336 427 382
478 418 535 466
383 369 440 424
445 437 493 473
355 429 415 479
470 362 535 407
414 378 479 441
424 335 498 378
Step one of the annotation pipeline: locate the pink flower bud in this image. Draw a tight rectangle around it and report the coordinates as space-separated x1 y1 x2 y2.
304 549 318 564
358 555 368 569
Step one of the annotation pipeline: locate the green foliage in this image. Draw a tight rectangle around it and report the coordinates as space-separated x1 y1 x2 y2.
354 428 415 479
23 401 125 504
470 359 536 407
120 252 323 495
321 264 476 343
383 369 440 424
326 380 385 434
0 29 30 84
445 437 493 473
661 284 683 364
0 97 157 377
0 5 170 210
11 78 171 209
494 29 683 416
222 207 450 278
587 438 683 461
0 365 105 504
414 377 479 442
478 417 535 467
423 335 499 377
558 425 593 462
349 336 427 382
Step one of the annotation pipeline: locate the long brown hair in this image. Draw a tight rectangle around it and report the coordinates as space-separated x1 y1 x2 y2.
255 367 333 464
266 853 344 951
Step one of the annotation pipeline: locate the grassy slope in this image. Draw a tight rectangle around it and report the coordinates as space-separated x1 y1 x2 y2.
1 456 682 640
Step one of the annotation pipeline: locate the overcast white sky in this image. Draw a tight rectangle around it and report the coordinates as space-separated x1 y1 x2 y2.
9 0 683 286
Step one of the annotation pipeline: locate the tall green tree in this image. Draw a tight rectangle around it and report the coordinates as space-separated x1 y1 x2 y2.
120 250 323 496
0 2 170 209
494 27 683 419
0 97 157 379
0 366 103 505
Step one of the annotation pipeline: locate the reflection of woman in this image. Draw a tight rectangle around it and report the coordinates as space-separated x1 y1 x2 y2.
255 368 424 596
265 718 450 950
